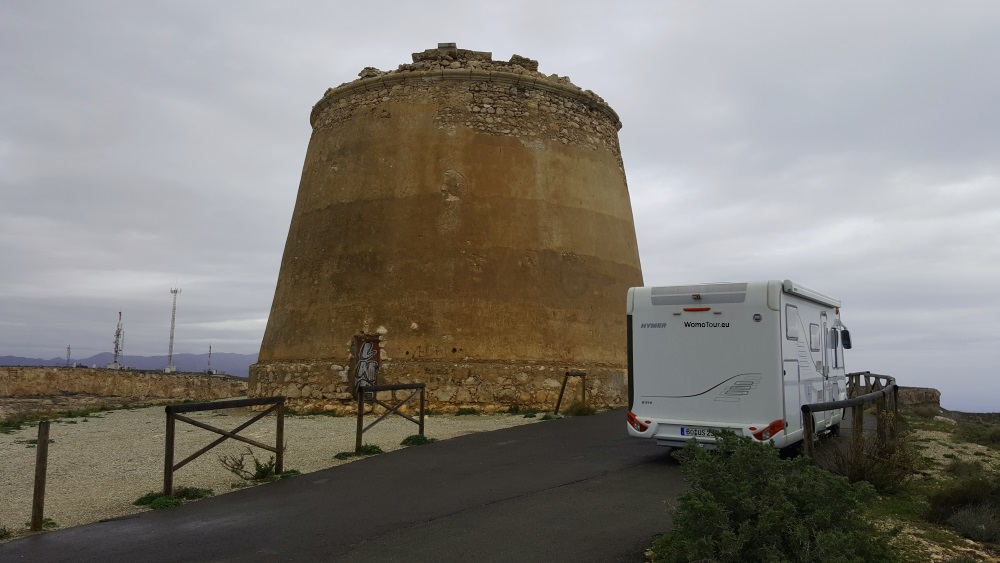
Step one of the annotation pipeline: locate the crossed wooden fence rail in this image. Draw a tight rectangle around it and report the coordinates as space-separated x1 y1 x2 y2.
163 396 285 496
355 383 426 454
801 371 898 458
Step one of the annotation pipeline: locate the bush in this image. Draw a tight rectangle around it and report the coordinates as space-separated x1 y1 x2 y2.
956 423 1000 449
562 402 596 416
334 443 384 460
947 505 1000 543
149 497 183 509
455 408 479 416
0 526 13 540
648 432 899 563
219 447 279 481
817 412 917 494
926 474 1000 525
911 406 940 418
944 459 985 480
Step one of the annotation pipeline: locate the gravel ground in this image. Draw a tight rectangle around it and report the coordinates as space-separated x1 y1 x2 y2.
0 404 541 540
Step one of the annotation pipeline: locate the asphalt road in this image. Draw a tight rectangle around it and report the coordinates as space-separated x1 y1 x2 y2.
1 409 685 562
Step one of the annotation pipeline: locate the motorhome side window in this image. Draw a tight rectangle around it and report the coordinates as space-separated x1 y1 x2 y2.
809 323 821 352
785 305 799 340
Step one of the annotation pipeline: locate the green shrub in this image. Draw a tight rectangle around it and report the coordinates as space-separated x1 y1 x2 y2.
334 451 355 460
133 491 163 506
357 443 383 455
455 408 479 416
562 402 596 416
507 404 521 414
540 414 554 421
0 526 13 540
523 412 537 419
401 434 436 446
648 432 899 563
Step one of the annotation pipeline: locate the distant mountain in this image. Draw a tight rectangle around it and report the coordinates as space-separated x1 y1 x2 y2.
0 352 257 377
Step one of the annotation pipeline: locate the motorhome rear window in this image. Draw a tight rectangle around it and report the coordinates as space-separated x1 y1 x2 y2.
785 305 799 340
650 283 748 306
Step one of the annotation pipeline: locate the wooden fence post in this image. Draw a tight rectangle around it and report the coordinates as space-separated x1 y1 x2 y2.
164 409 175 496
802 410 815 458
419 385 425 436
30 421 50 532
275 401 284 475
355 390 365 454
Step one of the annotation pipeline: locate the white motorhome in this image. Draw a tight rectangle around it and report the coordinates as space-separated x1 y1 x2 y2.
626 280 852 449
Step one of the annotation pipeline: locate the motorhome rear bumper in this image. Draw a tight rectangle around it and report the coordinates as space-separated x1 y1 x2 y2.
626 414 797 449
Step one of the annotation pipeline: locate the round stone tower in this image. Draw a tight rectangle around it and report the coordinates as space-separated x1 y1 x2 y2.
250 44 643 413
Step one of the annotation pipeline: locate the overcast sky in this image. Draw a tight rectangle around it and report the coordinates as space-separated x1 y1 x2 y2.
2 2 997 411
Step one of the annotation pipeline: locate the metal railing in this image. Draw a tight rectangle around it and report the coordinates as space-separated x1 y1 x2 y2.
164 396 285 496
801 371 897 458
355 383 425 454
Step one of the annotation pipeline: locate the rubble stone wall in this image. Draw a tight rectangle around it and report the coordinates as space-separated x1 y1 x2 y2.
0 366 247 402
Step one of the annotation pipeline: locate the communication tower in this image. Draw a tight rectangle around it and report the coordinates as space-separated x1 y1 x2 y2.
165 288 181 373
66 345 71 367
107 312 125 369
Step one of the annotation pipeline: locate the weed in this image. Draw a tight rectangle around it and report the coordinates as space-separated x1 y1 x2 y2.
15 438 54 448
507 404 521 414
0 413 42 434
173 487 214 500
0 527 12 540
562 402 596 416
540 414 554 421
149 497 183 509
134 491 162 506
23 518 58 530
523 412 537 418
279 469 301 479
926 474 1000 525
401 434 436 446
335 443 384 460
943 453 957 459
455 408 479 416
219 447 280 481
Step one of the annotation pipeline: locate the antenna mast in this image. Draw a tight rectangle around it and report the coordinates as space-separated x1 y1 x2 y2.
166 288 181 373
108 312 125 369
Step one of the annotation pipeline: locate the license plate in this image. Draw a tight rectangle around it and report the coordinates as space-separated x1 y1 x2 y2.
680 426 717 437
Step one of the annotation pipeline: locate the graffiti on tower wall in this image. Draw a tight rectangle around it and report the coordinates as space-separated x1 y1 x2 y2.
349 335 381 395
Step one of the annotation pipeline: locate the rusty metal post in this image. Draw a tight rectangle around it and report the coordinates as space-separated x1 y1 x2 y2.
802 409 815 458
30 421 51 532
419 385 425 436
355 389 365 454
164 409 175 496
554 375 569 415
580 373 587 405
275 400 284 475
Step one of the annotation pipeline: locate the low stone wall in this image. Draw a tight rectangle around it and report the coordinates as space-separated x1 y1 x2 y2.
250 360 627 414
0 366 247 403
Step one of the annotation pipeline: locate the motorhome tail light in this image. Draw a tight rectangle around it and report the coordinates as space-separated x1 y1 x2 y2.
752 419 785 441
627 411 649 432
683 307 711 312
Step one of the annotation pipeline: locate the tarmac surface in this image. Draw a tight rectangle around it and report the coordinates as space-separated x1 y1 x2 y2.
0 409 686 562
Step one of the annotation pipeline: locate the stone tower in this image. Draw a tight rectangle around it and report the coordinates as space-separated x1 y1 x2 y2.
250 44 643 413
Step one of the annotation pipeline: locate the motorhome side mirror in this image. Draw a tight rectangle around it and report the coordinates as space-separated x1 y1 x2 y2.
841 329 852 349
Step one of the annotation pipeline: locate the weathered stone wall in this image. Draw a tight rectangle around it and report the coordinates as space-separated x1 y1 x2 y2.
252 44 642 413
251 359 626 414
897 386 942 410
0 366 247 402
